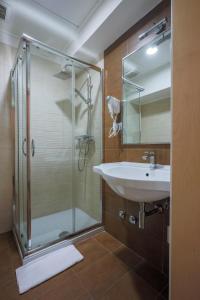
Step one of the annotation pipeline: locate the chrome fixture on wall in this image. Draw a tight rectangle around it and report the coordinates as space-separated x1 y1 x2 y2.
118 209 126 220
138 202 167 229
128 215 137 225
138 17 168 40
142 151 156 169
75 69 94 171
118 200 169 229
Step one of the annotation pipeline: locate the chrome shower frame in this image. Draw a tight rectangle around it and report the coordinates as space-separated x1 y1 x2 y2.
11 34 103 262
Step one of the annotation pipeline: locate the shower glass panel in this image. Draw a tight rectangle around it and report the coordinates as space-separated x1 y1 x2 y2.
29 45 74 249
12 46 28 251
74 64 102 233
12 35 102 256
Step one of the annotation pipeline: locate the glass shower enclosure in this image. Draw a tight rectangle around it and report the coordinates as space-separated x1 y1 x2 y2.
11 34 102 258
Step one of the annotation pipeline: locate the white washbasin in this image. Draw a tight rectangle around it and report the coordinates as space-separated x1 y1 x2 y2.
93 162 170 203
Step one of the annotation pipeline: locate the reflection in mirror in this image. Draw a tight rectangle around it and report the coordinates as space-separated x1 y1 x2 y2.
122 31 171 144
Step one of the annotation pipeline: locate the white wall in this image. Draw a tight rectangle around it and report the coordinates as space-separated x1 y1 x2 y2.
137 63 171 99
0 42 16 233
141 98 171 143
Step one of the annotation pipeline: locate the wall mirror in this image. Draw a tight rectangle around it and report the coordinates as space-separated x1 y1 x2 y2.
122 31 171 144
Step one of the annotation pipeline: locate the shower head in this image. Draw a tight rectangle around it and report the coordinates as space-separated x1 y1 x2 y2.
54 64 92 106
53 70 71 80
53 63 74 80
53 63 83 80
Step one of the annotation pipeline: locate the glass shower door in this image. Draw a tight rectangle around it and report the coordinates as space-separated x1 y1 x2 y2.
29 44 74 249
13 48 29 253
73 64 102 233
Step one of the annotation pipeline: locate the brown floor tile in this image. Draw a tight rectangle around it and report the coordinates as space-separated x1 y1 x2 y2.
0 249 12 270
0 265 16 290
134 261 168 292
0 232 13 252
94 231 122 252
100 270 158 300
1 280 22 300
18 269 86 300
0 248 19 288
76 253 129 299
0 232 167 300
113 245 143 269
30 269 75 297
2 270 91 300
1 270 90 300
37 271 90 300
76 293 93 300
8 238 22 269
74 238 108 273
1 280 39 300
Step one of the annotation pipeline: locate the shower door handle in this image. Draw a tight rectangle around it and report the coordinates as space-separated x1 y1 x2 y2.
31 139 35 157
22 138 27 156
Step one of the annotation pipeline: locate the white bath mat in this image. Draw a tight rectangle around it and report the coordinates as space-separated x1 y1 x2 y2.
16 245 83 294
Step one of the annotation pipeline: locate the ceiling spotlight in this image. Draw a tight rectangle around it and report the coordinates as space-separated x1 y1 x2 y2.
146 46 158 55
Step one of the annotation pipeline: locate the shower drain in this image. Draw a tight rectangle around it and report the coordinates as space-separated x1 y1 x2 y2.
59 231 69 239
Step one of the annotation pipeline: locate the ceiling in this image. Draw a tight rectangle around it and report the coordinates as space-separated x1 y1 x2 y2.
32 0 103 28
0 0 162 63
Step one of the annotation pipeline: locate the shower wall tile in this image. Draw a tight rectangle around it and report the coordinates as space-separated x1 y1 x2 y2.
32 183 73 218
0 42 16 233
74 166 102 221
31 147 73 218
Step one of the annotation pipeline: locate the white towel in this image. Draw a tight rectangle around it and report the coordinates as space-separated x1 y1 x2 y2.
16 245 83 294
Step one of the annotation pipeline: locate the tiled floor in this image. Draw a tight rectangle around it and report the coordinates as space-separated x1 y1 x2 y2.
0 231 168 300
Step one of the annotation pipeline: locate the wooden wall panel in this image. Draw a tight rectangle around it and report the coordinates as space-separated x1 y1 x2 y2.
171 0 200 298
103 0 171 273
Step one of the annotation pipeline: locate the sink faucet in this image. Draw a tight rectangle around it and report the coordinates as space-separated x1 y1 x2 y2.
142 151 156 169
